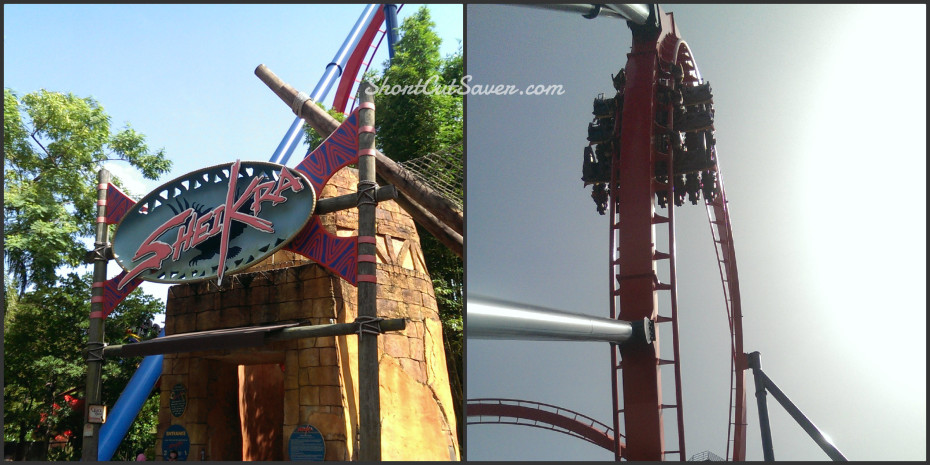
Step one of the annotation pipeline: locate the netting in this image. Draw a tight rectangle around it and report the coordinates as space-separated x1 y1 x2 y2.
397 144 463 210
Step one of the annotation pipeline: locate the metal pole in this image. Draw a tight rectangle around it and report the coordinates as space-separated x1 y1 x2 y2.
82 169 110 461
514 4 651 23
356 81 381 461
748 352 775 461
270 4 380 165
754 361 848 461
384 4 399 59
603 4 652 24
516 4 627 20
468 297 653 345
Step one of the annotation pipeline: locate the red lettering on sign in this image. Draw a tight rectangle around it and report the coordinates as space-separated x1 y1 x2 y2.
250 180 283 217
119 208 193 289
171 210 197 261
121 161 306 287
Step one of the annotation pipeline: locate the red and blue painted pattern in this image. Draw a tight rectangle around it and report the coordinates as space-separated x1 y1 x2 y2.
295 110 360 193
105 183 137 225
285 217 358 284
97 184 142 317
288 110 363 285
103 270 143 318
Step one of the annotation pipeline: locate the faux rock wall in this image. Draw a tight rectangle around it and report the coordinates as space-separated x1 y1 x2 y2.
155 167 460 461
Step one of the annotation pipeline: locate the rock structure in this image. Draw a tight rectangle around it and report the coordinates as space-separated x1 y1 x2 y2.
155 167 459 460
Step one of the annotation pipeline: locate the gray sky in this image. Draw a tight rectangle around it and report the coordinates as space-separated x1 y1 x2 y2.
465 4 926 461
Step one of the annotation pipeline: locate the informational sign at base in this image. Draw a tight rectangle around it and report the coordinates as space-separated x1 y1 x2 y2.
169 383 187 417
288 424 325 461
162 424 190 461
88 404 107 423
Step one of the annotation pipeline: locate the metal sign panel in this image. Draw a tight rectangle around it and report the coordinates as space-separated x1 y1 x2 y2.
88 404 107 424
162 424 190 461
112 160 316 288
169 383 187 417
288 424 325 461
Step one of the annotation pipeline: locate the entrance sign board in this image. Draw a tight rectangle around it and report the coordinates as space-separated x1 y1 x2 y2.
288 424 325 461
112 160 316 288
162 424 190 461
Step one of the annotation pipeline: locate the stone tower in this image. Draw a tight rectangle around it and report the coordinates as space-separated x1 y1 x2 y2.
154 167 460 460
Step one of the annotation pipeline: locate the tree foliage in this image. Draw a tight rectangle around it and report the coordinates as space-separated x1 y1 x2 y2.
4 88 171 295
3 88 171 460
302 101 346 152
4 273 164 460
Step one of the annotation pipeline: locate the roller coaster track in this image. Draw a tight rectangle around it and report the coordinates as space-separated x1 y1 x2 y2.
467 4 748 461
466 398 623 454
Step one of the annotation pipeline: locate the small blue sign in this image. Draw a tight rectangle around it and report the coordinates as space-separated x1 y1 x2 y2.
288 424 325 461
169 383 187 417
162 424 190 461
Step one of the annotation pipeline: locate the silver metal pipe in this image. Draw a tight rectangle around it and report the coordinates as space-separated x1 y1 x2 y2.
603 4 652 25
516 4 626 20
469 296 653 345
513 4 651 24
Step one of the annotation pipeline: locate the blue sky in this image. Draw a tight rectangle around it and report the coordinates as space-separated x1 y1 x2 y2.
466 4 925 461
4 3 462 307
4 4 462 185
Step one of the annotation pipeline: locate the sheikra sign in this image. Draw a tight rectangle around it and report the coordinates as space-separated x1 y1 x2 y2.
112 160 316 289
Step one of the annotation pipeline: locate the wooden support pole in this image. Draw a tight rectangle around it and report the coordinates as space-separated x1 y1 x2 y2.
254 64 464 250
315 185 397 215
82 169 110 461
356 81 381 461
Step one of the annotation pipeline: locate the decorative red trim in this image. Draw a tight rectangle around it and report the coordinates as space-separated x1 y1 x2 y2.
358 125 376 134
89 311 104 319
91 296 105 304
97 199 107 206
97 216 107 223
92 282 104 288
358 101 376 111
357 274 377 283
358 148 377 157
98 183 108 190
357 236 377 244
357 254 377 263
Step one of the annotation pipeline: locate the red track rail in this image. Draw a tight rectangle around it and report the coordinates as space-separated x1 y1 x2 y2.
466 398 623 454
705 170 748 461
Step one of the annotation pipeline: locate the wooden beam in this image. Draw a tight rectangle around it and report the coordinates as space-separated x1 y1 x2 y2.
254 64 464 241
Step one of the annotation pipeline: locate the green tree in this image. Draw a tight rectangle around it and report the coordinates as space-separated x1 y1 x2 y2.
303 101 346 152
367 7 465 448
4 272 164 461
4 88 171 295
4 88 171 460
374 8 463 162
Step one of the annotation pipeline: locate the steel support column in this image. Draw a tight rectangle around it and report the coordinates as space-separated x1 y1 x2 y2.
610 6 672 461
613 32 664 465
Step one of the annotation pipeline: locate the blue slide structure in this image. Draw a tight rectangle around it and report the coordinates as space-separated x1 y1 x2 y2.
96 4 392 459
97 329 165 461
